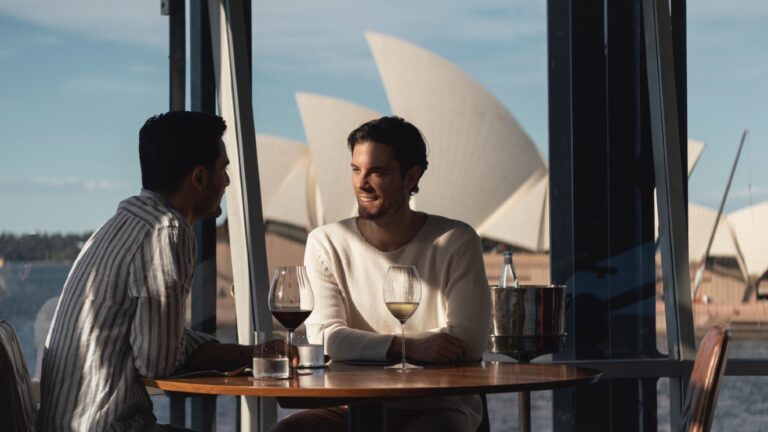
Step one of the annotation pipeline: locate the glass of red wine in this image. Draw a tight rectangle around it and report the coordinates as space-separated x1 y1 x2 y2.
268 266 314 372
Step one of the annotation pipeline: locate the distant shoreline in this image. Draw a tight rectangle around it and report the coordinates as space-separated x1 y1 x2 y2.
6 259 768 341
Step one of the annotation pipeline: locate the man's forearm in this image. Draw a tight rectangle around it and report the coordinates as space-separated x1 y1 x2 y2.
387 333 467 364
180 341 251 373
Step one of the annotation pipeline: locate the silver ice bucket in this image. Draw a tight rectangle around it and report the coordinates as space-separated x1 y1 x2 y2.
489 284 568 362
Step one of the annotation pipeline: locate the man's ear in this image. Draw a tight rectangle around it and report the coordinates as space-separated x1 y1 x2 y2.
404 166 423 191
190 166 209 191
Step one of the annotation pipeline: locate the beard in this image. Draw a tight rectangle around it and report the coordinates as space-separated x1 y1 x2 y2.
357 195 407 221
357 204 385 220
199 204 222 220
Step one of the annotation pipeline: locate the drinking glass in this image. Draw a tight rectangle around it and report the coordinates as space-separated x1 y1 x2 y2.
383 265 422 370
268 266 315 371
252 331 290 379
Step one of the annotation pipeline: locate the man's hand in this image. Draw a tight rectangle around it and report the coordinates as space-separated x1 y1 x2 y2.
179 341 251 374
261 339 300 367
387 333 466 364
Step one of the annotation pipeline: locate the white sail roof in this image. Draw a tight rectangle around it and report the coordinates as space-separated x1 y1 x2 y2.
688 139 705 176
477 172 548 251
296 92 382 226
728 202 768 277
686 202 741 261
366 32 546 229
255 134 312 229
654 200 740 262
278 32 718 256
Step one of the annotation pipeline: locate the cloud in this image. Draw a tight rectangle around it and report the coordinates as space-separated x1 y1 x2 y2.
62 76 157 95
0 176 131 192
249 0 544 76
31 34 60 45
0 0 544 78
0 0 165 49
0 31 62 58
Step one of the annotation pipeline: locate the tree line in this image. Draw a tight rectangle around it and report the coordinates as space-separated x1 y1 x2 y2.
0 232 92 262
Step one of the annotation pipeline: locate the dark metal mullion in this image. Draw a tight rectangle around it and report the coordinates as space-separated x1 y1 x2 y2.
169 0 186 112
605 1 659 429
568 0 611 429
547 1 578 426
190 0 218 430
641 0 695 430
221 1 276 430
166 0 187 427
671 0 688 207
547 2 578 429
549 0 617 429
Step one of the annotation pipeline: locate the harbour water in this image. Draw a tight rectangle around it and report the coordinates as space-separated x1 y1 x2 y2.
2 261 766 431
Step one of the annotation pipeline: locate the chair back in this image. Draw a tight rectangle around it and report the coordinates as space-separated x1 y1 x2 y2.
0 321 37 432
682 323 731 432
476 393 490 432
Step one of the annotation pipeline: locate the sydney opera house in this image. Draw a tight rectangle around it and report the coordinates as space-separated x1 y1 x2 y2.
217 32 768 329
7 2 768 430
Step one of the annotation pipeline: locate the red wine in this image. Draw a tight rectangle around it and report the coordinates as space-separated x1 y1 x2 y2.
272 309 312 331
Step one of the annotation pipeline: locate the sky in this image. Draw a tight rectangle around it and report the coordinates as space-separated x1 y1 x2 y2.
0 0 766 233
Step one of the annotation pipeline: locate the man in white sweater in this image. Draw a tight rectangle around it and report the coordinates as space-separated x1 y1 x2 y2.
273 116 491 432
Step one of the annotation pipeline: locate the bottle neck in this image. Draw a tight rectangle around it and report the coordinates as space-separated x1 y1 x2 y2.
499 252 519 288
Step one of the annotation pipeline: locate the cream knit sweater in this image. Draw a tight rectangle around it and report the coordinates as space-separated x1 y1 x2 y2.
304 214 491 426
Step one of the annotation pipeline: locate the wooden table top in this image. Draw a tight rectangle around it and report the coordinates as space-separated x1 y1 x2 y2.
142 362 601 403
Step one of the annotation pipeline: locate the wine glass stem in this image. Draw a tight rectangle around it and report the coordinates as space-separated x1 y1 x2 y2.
400 323 406 368
288 329 294 369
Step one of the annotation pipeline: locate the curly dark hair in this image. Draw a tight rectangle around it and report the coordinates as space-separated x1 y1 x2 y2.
347 116 429 195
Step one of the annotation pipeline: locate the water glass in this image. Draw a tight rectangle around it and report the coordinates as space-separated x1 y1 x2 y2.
253 330 290 379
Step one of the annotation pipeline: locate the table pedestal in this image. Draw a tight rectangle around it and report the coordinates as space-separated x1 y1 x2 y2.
518 390 531 432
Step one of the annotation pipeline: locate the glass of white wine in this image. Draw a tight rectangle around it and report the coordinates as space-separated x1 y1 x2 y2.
383 264 422 370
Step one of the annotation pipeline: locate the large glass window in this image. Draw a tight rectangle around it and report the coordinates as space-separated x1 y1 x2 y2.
5 1 766 431
0 5 166 375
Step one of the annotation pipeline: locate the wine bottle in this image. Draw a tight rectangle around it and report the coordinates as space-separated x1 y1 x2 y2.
498 250 520 288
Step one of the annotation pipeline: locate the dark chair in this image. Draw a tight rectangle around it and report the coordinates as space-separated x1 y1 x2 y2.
0 321 37 432
476 393 490 432
681 323 732 432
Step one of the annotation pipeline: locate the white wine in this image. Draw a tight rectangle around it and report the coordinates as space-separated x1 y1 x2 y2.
386 302 419 324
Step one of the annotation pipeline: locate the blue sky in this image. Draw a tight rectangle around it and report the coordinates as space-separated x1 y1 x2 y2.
0 0 766 233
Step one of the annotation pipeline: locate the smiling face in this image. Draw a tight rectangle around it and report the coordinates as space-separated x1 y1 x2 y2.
351 140 420 221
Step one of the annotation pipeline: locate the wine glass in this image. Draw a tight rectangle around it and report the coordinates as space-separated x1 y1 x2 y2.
383 265 422 370
268 266 314 370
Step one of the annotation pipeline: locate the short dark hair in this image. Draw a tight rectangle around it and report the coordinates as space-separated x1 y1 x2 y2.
139 111 226 193
347 116 429 195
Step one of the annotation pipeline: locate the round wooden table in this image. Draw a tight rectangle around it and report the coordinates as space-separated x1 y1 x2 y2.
143 361 601 431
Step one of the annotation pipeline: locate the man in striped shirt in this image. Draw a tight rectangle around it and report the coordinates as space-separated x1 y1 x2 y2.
38 112 251 431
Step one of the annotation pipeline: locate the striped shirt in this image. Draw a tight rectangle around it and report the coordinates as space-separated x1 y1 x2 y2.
38 190 216 431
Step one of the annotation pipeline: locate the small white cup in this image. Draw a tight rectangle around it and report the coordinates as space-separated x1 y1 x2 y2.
297 344 325 368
